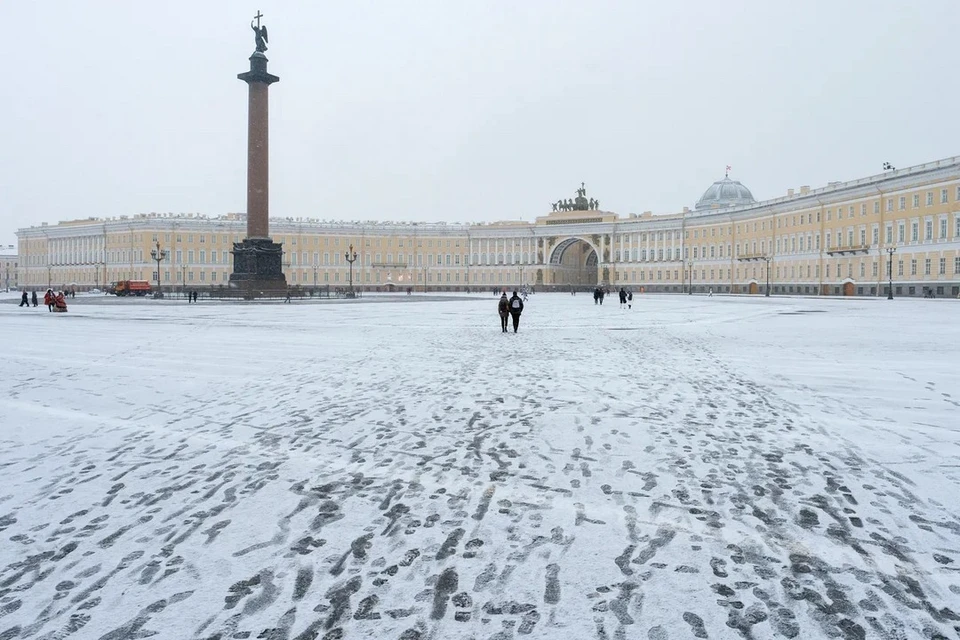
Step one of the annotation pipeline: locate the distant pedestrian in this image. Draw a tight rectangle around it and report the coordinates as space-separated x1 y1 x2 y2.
507 290 524 333
627 291 633 309
44 289 54 312
31 291 38 307
497 292 510 333
708 288 713 297
19 291 28 307
618 288 627 308
284 289 291 303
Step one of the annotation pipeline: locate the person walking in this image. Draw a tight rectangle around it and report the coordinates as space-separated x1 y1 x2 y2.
497 292 510 333
44 288 54 311
507 290 524 333
31 291 38 307
19 291 29 307
627 290 633 309
618 288 627 308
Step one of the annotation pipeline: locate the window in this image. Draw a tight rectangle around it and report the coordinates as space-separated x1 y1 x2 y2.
925 220 933 241
899 196 906 210
940 218 948 239
924 259 931 275
887 199 893 212
897 260 903 276
872 262 878 277
872 228 879 245
926 192 933 206
910 259 917 276
898 223 905 243
955 257 960 274
861 203 867 216
913 194 920 208
188 250 194 263
942 189 949 204
885 225 893 244
874 201 880 214
911 222 918 242
939 258 946 275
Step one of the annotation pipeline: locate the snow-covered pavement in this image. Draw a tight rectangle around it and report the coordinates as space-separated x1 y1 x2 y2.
1 294 958 639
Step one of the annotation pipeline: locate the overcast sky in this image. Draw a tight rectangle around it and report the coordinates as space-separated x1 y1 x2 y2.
2 0 959 244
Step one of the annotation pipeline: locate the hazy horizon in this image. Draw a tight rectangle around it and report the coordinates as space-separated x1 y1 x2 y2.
3 0 959 244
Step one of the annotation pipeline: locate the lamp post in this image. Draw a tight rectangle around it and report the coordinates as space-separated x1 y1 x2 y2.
47 263 52 288
181 264 187 298
886 246 896 300
312 262 319 290
762 256 771 297
688 262 693 295
422 266 428 293
150 241 168 298
344 243 358 298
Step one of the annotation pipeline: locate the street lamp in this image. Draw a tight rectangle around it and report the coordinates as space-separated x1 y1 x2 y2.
763 256 771 297
312 261 319 290
422 266 428 293
150 241 168 299
688 262 693 295
886 246 896 300
344 243 358 298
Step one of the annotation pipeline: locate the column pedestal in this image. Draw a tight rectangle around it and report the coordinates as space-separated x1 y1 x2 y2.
229 238 286 297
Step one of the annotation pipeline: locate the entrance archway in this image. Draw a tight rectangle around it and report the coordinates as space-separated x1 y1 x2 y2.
748 281 759 295
548 238 599 288
842 281 855 296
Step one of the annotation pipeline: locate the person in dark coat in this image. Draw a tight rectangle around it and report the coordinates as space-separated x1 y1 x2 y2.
19 291 28 307
507 290 524 333
497 292 510 333
627 290 633 309
31 291 38 307
618 288 627 308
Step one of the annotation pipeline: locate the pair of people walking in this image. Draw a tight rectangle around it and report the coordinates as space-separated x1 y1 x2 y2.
19 291 38 308
497 291 524 333
618 287 633 309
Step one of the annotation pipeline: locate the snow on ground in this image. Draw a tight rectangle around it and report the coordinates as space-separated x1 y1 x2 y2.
0 293 958 640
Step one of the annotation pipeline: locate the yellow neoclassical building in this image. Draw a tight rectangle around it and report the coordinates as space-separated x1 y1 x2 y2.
16 156 960 297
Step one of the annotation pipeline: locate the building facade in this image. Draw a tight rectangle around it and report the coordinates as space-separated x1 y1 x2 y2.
0 245 18 291
16 156 960 297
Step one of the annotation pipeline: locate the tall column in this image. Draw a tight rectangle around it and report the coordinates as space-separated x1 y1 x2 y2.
230 44 286 296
